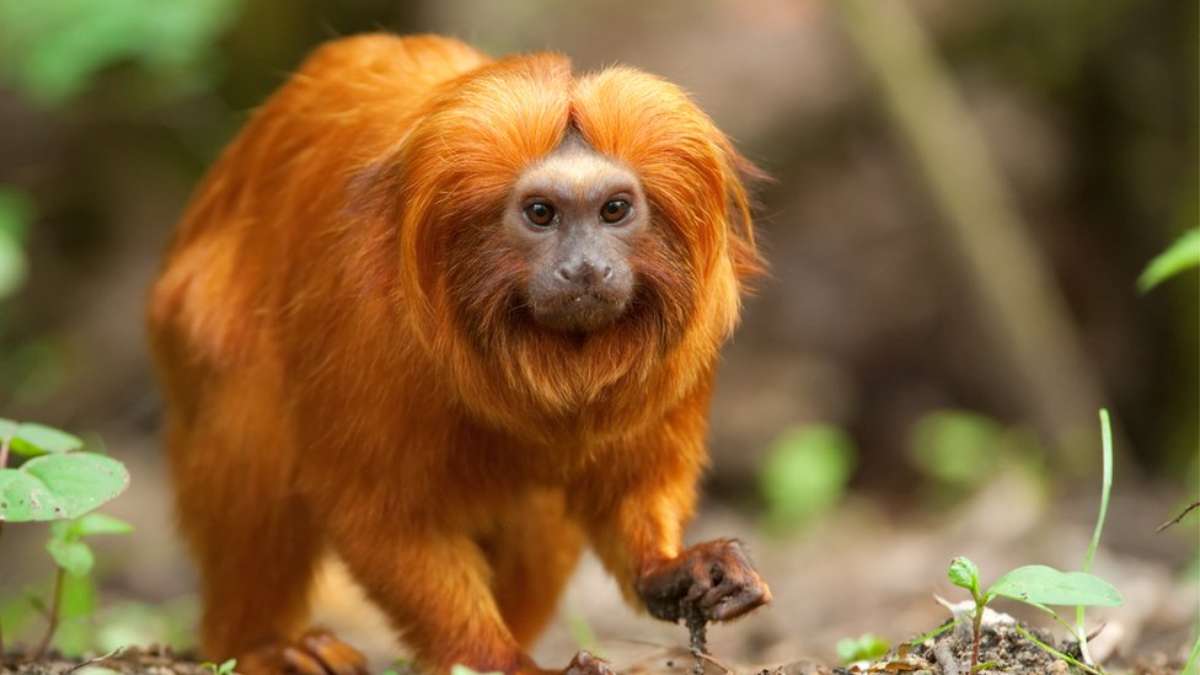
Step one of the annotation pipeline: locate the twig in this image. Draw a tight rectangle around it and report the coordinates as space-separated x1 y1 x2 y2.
933 640 961 675
686 612 708 675
1155 500 1200 533
31 567 64 659
693 650 733 675
66 646 127 673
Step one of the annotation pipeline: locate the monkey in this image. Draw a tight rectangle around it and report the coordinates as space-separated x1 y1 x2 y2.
148 33 770 675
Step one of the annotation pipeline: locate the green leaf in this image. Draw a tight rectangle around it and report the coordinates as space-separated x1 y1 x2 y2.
0 0 243 105
760 424 856 529
46 538 95 576
73 512 134 537
0 453 129 522
0 186 32 299
987 565 1123 607
948 556 981 597
0 229 27 301
836 633 891 664
10 422 84 456
908 410 1002 486
1139 228 1200 292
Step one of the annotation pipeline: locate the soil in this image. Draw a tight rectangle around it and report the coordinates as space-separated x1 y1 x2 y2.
0 623 1189 675
0 645 211 675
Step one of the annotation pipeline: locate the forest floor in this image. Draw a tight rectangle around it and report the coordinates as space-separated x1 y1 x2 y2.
1 453 1195 675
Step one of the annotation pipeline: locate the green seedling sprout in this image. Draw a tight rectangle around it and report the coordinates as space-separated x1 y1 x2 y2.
946 409 1122 673
0 419 131 659
201 658 237 675
836 633 890 664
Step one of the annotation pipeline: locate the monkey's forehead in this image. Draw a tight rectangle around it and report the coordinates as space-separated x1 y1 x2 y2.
512 147 640 203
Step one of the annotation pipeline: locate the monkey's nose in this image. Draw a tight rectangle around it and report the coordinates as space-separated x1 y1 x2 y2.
556 259 613 287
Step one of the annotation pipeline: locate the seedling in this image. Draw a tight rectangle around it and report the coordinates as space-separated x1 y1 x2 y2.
0 418 131 658
836 633 890 664
201 658 238 675
946 410 1122 672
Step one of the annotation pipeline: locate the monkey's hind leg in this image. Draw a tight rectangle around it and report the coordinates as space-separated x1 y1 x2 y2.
167 394 366 675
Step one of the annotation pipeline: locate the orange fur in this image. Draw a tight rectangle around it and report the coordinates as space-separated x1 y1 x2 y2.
148 33 763 674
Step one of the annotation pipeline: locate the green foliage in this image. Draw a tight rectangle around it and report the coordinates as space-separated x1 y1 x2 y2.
1184 632 1200 675
8 421 85 456
566 611 600 655
835 633 890 664
909 410 1003 487
1139 228 1200 292
947 556 982 600
760 424 856 530
47 513 135 577
0 0 243 105
946 410 1122 671
0 452 129 522
948 558 1120 611
0 185 32 300
53 572 97 656
0 420 133 657
988 565 1122 608
201 659 238 675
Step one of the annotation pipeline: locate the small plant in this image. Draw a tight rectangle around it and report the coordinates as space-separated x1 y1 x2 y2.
759 424 856 531
836 633 890 664
946 410 1122 673
0 418 130 658
201 658 238 675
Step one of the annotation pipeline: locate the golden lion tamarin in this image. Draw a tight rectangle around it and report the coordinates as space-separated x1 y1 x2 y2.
148 34 769 675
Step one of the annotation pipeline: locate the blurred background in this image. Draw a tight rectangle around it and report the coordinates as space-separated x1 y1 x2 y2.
0 0 1196 670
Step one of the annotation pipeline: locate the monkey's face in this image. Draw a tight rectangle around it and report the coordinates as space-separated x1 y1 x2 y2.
501 139 648 334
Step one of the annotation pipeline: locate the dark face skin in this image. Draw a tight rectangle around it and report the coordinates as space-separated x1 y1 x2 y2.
503 137 647 333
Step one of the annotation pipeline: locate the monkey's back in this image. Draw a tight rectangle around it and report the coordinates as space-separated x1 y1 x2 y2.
148 34 490 376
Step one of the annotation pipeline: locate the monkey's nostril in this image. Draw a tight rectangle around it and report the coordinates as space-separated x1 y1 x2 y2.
602 265 613 280
557 266 572 282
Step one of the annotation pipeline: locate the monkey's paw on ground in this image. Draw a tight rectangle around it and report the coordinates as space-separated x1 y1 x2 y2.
636 539 771 624
238 629 368 675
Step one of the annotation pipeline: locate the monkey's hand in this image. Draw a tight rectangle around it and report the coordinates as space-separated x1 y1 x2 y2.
635 538 771 624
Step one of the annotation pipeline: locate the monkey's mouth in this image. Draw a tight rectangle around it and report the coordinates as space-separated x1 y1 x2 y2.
528 289 630 334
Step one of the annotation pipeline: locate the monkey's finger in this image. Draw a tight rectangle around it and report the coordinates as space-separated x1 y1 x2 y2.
708 579 772 622
699 574 747 610
300 631 369 675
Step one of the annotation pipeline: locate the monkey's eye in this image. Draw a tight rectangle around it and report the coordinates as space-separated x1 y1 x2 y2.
600 199 631 224
523 201 556 228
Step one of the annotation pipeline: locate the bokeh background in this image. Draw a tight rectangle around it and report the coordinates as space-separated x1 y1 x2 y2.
0 0 1196 670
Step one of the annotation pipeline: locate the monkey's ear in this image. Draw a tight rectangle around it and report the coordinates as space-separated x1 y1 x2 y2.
725 150 769 287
